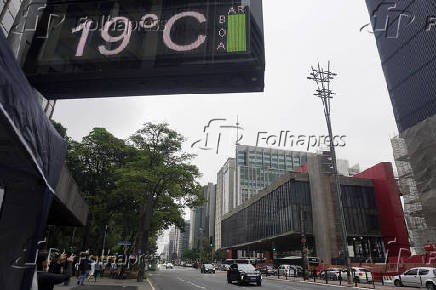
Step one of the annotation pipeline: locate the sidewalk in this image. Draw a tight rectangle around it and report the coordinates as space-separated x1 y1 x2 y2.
54 277 153 290
262 275 415 290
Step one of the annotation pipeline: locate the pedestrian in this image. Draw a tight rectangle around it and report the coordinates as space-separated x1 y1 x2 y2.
94 259 104 281
88 257 96 282
78 253 91 285
37 250 75 290
111 260 118 278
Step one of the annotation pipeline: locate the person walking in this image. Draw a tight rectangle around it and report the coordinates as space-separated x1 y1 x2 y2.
78 253 91 285
37 250 75 290
94 259 104 281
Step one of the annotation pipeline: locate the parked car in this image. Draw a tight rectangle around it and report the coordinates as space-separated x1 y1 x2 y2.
393 267 436 289
320 268 342 280
227 263 262 286
165 263 174 269
277 264 296 277
219 264 230 271
260 265 276 275
290 265 303 277
201 264 216 274
340 267 373 283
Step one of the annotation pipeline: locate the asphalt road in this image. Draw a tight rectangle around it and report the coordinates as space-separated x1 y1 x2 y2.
149 267 338 290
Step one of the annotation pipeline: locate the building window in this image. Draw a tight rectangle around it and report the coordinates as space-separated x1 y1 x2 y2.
263 152 271 168
237 151 247 166
293 155 300 168
271 153 278 168
285 155 293 170
249 151 256 166
278 154 285 169
255 152 263 168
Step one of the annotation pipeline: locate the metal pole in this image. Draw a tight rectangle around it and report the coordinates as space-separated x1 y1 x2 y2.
326 113 351 271
101 224 108 258
300 208 308 281
308 62 351 280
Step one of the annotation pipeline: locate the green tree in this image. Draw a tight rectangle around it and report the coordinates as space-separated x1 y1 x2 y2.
182 249 198 261
117 122 205 281
214 249 228 262
66 128 136 250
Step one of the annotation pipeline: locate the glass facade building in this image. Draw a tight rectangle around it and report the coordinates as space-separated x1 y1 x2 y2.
221 174 384 262
236 145 309 204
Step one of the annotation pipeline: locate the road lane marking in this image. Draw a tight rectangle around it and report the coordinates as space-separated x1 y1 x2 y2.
176 276 207 289
146 278 156 290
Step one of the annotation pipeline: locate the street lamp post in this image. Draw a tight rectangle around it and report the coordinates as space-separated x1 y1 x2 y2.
101 224 108 259
308 62 351 278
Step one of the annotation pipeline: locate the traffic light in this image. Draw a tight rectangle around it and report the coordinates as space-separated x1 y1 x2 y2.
209 236 213 248
272 248 276 251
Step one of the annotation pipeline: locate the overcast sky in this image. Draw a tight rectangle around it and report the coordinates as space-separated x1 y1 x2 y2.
52 1 397 250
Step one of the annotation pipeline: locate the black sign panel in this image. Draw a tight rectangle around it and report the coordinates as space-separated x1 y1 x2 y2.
19 0 265 99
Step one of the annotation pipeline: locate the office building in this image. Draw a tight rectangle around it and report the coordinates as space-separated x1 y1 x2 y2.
222 159 408 265
177 221 190 258
236 145 311 204
190 184 215 249
364 0 436 248
214 146 311 250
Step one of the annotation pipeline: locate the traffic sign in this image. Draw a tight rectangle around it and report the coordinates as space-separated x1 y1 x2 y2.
119 241 132 246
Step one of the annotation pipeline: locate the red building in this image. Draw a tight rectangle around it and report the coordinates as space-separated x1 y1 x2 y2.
355 163 410 258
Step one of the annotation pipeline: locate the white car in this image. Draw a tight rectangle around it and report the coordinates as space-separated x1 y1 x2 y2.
166 263 174 269
394 267 436 289
278 264 296 277
340 267 373 283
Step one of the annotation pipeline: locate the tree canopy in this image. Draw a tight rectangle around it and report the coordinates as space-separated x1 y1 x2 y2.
47 122 205 259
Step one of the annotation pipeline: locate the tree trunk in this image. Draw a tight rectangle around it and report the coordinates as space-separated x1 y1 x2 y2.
137 193 154 282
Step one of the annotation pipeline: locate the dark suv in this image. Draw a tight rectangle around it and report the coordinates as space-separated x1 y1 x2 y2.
227 263 262 286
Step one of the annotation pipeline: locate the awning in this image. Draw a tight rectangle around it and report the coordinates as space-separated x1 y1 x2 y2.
0 31 66 289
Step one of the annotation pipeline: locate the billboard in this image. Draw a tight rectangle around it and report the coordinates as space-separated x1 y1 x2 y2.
19 0 265 99
365 0 436 132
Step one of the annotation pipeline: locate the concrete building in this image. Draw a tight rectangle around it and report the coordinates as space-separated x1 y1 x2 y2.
168 227 176 260
215 158 237 250
215 146 312 250
391 137 436 254
221 157 409 265
162 244 169 261
364 0 436 250
177 221 190 258
190 184 214 249
205 183 216 248
0 0 88 227
236 145 312 204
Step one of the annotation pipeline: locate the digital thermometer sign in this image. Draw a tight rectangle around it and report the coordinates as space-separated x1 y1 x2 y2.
19 0 264 99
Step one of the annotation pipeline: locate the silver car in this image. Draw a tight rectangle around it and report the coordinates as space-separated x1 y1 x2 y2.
394 267 436 289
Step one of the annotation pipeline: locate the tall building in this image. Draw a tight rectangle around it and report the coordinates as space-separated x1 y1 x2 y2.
365 0 436 247
1 0 20 37
236 145 311 204
215 146 312 249
205 183 216 248
391 137 436 254
190 184 215 249
177 221 190 258
168 227 176 260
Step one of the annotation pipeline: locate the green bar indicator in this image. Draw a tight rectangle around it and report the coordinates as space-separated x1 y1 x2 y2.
227 14 247 53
